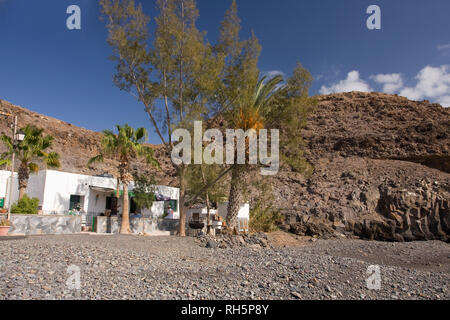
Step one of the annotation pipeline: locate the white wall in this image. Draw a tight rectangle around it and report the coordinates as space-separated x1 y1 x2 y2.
218 202 250 220
0 171 10 199
1 170 46 209
0 171 17 207
187 207 217 221
130 184 180 219
131 184 180 214
26 171 47 207
41 170 117 214
142 201 165 218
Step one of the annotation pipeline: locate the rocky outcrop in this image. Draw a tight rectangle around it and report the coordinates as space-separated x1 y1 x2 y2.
272 92 450 242
303 92 449 171
196 232 271 249
374 179 449 241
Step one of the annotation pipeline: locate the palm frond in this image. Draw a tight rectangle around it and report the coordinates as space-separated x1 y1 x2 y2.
46 152 61 168
0 135 13 151
88 154 104 166
142 146 160 169
254 75 284 111
0 159 11 167
92 125 159 171
29 162 39 173
134 127 148 143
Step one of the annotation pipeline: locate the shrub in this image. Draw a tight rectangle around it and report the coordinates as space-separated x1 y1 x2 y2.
11 195 39 214
249 181 284 233
250 205 283 233
0 219 10 227
132 173 156 210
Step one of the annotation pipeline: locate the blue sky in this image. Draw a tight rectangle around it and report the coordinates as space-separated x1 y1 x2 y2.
0 0 449 143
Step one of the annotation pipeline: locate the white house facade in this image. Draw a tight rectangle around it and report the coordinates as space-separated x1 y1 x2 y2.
0 170 179 222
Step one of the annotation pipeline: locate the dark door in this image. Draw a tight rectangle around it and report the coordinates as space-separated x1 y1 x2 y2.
106 196 118 216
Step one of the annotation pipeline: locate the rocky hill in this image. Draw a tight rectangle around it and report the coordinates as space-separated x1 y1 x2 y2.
1 92 449 242
271 92 450 242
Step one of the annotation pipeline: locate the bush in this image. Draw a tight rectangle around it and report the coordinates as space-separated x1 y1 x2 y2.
11 195 39 214
250 206 283 233
249 181 284 233
132 173 156 210
0 219 10 227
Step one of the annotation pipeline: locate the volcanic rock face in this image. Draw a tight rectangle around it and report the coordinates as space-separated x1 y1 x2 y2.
273 92 450 242
304 92 449 171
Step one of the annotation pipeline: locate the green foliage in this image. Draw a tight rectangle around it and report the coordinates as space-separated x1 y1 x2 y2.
250 206 283 233
100 0 222 141
0 124 60 174
132 173 156 210
100 0 235 234
186 164 228 206
266 63 317 175
11 195 39 215
217 0 261 118
88 124 159 182
249 181 283 233
99 1 316 234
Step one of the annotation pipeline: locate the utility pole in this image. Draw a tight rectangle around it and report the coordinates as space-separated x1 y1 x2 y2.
0 111 19 221
7 115 18 221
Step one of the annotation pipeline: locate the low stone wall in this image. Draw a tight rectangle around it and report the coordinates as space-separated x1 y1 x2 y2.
1 214 81 235
95 216 179 236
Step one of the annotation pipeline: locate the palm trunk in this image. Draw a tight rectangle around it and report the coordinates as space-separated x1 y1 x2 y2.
18 162 29 201
120 183 131 234
18 186 27 201
226 165 245 233
205 192 212 235
114 178 120 216
200 166 212 235
178 166 187 237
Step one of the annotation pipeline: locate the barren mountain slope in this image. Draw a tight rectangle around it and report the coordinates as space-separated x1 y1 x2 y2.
270 92 450 242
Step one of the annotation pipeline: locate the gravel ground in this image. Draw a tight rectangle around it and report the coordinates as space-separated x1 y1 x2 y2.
0 234 448 300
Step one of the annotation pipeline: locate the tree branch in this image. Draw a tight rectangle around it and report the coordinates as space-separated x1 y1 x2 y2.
186 164 234 205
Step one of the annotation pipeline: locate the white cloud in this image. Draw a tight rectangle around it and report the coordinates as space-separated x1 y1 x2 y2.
399 65 450 106
437 43 450 51
319 71 372 94
370 73 403 94
437 43 450 56
318 65 450 107
438 96 450 106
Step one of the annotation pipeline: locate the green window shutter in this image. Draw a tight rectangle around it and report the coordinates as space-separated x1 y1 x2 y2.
168 200 178 212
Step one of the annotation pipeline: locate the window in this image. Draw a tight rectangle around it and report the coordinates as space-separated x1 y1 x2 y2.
69 195 83 211
166 200 178 213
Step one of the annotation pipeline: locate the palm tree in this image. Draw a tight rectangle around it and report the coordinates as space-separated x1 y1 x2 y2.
88 125 159 234
0 125 60 200
226 75 285 232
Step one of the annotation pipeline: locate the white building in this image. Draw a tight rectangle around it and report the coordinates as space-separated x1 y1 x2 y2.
187 202 250 233
0 170 179 223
